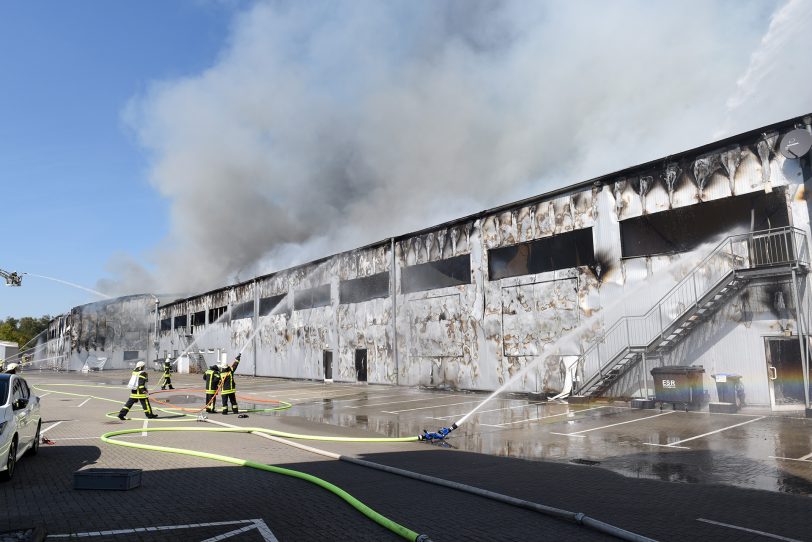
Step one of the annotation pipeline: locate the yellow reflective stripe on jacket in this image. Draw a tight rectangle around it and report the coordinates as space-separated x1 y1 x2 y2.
204 370 219 392
130 370 148 397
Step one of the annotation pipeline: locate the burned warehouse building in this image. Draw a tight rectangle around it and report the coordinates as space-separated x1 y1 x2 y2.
38 114 812 412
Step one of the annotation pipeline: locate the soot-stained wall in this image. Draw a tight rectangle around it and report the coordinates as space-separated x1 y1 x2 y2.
40 295 157 371
110 118 812 404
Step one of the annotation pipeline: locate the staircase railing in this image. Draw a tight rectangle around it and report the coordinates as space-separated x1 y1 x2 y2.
573 226 809 395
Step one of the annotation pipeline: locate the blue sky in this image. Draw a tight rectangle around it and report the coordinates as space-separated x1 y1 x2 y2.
0 1 246 318
1 0 809 321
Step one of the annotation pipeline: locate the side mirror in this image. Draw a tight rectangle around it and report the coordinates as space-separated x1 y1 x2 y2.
13 398 28 410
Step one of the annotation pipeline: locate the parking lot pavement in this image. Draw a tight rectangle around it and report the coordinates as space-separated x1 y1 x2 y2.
2 370 811 541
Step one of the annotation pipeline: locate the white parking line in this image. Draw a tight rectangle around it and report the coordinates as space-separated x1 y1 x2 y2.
38 392 51 398
696 518 802 542
75 398 92 408
141 420 149 437
551 411 674 437
798 451 812 460
382 400 483 414
480 406 610 428
646 416 765 448
768 456 812 463
345 395 471 409
327 393 415 404
286 390 392 401
41 421 63 435
49 519 277 540
431 401 546 419
200 519 278 542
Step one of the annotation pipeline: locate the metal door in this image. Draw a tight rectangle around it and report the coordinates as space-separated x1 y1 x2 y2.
355 349 367 382
764 337 806 410
323 350 333 381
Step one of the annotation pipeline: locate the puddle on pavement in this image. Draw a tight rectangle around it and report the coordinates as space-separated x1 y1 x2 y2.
161 394 201 404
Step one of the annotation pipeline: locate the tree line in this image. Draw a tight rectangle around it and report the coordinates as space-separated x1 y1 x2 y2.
0 316 52 352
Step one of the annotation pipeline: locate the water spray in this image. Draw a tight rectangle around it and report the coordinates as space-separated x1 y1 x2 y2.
25 273 111 298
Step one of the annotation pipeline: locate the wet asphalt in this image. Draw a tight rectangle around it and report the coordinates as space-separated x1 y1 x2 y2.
2 369 810 541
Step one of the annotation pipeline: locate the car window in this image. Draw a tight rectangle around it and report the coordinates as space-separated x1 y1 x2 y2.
0 381 7 405
18 379 29 400
11 380 22 403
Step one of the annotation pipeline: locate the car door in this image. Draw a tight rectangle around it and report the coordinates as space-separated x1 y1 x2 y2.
18 379 35 444
10 380 30 450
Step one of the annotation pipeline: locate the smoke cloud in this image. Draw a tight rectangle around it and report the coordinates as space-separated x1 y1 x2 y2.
103 0 812 296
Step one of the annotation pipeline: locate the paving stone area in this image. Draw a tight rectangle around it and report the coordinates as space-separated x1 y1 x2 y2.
1 370 809 541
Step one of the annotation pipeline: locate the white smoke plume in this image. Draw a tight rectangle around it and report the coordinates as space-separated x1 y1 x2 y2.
101 0 812 296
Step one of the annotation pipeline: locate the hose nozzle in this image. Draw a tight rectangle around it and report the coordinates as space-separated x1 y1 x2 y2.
418 423 458 441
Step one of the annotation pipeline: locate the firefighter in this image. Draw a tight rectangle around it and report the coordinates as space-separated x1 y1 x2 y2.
118 361 158 420
203 363 221 413
160 356 175 390
4 363 19 374
220 353 241 415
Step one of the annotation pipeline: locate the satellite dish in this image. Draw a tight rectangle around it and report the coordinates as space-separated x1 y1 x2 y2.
779 128 812 159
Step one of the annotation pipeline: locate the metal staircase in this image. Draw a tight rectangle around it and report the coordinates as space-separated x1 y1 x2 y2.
572 227 810 398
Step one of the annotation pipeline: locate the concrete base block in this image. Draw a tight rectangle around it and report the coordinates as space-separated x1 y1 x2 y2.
806 407 812 418
709 402 738 414
631 399 656 409
74 468 142 490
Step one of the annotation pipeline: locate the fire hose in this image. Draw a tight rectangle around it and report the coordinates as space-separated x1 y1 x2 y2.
35 383 656 542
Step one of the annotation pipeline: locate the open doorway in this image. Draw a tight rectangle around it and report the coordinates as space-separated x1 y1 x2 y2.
355 349 367 382
323 350 333 381
764 337 807 410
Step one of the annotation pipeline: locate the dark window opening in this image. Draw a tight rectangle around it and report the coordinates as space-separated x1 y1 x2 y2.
232 300 254 320
294 284 332 310
208 306 228 324
259 294 287 317
190 310 206 332
488 228 595 281
339 272 390 304
123 350 140 361
620 191 789 258
401 254 471 294
160 318 171 332
173 315 187 331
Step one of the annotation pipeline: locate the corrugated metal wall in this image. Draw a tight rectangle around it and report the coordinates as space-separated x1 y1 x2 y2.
131 122 812 405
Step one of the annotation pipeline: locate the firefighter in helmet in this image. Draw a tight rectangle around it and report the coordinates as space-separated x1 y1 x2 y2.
118 361 158 420
203 362 221 413
160 356 175 390
220 353 241 414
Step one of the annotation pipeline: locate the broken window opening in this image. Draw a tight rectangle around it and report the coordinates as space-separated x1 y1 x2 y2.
208 306 228 324
620 190 789 258
232 300 254 320
259 294 288 317
159 318 171 332
339 272 390 305
173 315 187 332
294 284 332 311
488 228 595 281
190 310 206 333
401 254 471 294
